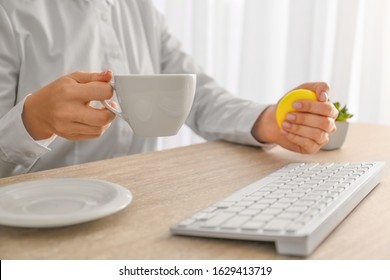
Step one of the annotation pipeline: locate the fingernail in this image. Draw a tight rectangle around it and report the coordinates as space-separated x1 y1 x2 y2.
320 91 329 102
292 102 303 109
98 70 109 76
282 121 292 129
286 113 296 122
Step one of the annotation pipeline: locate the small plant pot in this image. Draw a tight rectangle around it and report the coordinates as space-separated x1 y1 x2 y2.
321 121 349 150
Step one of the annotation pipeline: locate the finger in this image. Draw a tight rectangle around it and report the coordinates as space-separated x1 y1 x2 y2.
298 82 329 94
54 122 112 140
281 130 322 154
68 70 113 84
285 112 336 132
108 101 120 110
281 122 329 146
76 106 116 127
71 122 112 137
297 82 330 102
76 82 114 102
292 100 339 119
299 82 329 97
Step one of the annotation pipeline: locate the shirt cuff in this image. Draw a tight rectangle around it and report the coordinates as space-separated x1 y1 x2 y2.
36 134 57 147
235 103 276 150
0 97 51 167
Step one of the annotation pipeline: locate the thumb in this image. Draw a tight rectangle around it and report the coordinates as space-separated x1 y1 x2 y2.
69 70 113 84
296 82 330 103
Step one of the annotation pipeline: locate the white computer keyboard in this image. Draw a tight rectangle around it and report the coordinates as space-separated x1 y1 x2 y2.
171 162 386 256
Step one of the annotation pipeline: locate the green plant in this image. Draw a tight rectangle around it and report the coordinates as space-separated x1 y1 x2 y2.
333 102 353 122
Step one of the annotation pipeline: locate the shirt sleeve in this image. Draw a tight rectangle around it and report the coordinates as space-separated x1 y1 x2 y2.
0 99 52 177
153 7 274 149
0 5 51 178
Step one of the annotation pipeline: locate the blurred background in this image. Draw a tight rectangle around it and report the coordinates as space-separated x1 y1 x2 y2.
152 0 390 149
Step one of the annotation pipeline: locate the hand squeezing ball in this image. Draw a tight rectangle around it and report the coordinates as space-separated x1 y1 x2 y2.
275 89 317 128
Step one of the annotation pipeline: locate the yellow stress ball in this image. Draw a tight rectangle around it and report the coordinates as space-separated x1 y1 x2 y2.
275 89 317 128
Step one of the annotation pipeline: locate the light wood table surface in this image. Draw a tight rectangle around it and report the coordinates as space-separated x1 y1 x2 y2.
1 123 389 259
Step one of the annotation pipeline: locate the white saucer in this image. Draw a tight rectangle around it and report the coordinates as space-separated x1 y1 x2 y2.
0 178 132 228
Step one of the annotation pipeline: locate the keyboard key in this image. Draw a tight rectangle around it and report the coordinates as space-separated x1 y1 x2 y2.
251 191 270 197
248 203 269 210
264 219 291 231
272 202 291 209
262 208 283 215
215 201 234 208
235 201 254 207
278 212 300 219
302 194 322 201
286 192 305 198
177 218 196 227
240 209 260 216
259 198 277 204
221 216 251 229
241 221 265 230
266 193 285 199
225 206 246 213
193 212 214 221
201 212 235 228
294 200 315 207
241 196 260 201
279 197 298 204
252 214 274 222
286 206 307 213
286 222 305 232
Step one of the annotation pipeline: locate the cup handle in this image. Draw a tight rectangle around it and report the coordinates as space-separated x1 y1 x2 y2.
100 80 122 115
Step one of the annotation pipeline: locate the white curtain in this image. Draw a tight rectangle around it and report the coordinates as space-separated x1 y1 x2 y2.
153 0 390 150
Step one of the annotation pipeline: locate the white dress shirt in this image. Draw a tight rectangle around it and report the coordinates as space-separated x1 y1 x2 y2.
0 0 269 178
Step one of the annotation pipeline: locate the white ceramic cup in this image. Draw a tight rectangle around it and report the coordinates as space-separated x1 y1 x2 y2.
102 74 196 137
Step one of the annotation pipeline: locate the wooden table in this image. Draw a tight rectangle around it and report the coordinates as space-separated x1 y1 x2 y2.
1 123 389 259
